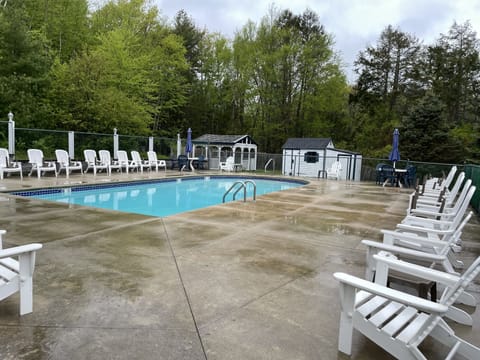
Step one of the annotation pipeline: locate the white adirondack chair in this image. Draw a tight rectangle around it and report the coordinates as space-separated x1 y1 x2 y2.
334 253 480 359
0 229 42 315
423 165 457 196
55 149 83 178
147 151 166 172
0 147 22 180
398 185 476 233
98 150 122 176
83 149 108 175
220 156 234 171
414 172 465 209
409 178 471 219
130 151 150 173
362 212 477 326
326 160 342 180
27 149 57 179
364 211 473 277
117 150 138 173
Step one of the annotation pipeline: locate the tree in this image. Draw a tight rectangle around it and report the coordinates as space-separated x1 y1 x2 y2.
0 4 54 127
232 7 347 152
425 21 480 126
21 0 90 62
48 0 189 136
401 93 462 162
352 26 422 155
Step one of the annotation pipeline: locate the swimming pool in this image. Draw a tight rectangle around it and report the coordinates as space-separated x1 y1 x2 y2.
11 176 307 217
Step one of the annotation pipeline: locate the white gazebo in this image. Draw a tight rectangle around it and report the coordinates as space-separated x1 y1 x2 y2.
192 134 257 170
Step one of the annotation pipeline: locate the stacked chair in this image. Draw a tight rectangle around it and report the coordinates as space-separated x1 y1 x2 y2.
333 166 480 359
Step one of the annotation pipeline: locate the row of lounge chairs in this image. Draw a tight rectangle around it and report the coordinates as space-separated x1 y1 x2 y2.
82 149 166 176
334 165 480 359
0 148 167 179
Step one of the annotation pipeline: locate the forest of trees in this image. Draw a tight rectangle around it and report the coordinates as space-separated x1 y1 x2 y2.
0 0 479 162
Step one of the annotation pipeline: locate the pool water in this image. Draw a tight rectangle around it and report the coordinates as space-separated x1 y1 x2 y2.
14 176 306 217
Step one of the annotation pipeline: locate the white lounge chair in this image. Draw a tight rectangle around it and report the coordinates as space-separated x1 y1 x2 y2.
398 185 476 233
27 149 57 179
147 151 166 172
130 151 150 173
117 150 138 173
0 148 22 180
83 149 108 175
364 211 473 278
99 150 122 176
0 229 42 315
423 165 457 196
55 149 83 178
326 160 342 180
334 253 480 359
220 156 234 171
409 178 471 220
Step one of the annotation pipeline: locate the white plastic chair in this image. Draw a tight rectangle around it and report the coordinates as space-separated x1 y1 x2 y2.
99 150 122 176
147 151 166 172
0 229 43 315
55 149 83 178
0 148 22 180
27 149 57 179
220 156 234 171
326 160 342 180
117 150 138 173
130 151 150 173
83 149 108 175
334 253 480 359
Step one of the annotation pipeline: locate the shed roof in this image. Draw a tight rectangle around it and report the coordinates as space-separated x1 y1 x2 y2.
193 134 256 145
282 138 332 150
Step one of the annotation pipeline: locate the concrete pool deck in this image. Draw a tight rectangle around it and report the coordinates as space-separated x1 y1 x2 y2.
1 170 479 359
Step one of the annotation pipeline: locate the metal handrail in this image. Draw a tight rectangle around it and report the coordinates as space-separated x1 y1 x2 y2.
223 181 245 203
265 158 274 172
233 184 246 201
222 180 257 203
243 180 256 201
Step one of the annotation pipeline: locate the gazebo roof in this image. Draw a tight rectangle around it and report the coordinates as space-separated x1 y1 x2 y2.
193 134 257 146
282 138 333 150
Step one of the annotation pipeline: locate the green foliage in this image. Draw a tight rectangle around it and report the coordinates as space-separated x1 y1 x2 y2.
0 5 54 127
401 93 461 162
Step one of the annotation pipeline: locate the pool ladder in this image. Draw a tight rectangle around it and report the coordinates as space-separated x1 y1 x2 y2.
222 180 256 203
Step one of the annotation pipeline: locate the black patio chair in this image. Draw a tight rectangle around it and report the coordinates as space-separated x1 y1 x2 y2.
405 165 417 188
381 164 395 186
375 163 387 184
178 155 188 170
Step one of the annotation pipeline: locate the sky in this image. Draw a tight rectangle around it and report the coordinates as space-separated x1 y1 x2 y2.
154 0 480 82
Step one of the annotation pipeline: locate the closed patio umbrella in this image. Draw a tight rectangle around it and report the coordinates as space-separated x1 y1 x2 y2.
388 128 400 168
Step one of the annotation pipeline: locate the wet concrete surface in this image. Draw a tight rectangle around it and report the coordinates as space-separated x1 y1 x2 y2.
0 170 479 359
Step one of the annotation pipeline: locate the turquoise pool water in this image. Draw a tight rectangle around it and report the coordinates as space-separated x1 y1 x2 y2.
12 176 306 217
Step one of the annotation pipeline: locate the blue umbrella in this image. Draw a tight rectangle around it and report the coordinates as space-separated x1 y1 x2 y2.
388 128 400 168
185 128 193 156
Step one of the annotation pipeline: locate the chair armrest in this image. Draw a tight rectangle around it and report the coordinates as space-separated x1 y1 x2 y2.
334 272 448 313
361 239 447 262
0 243 43 259
372 253 459 287
410 209 455 219
402 215 454 226
396 223 454 236
381 229 450 248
